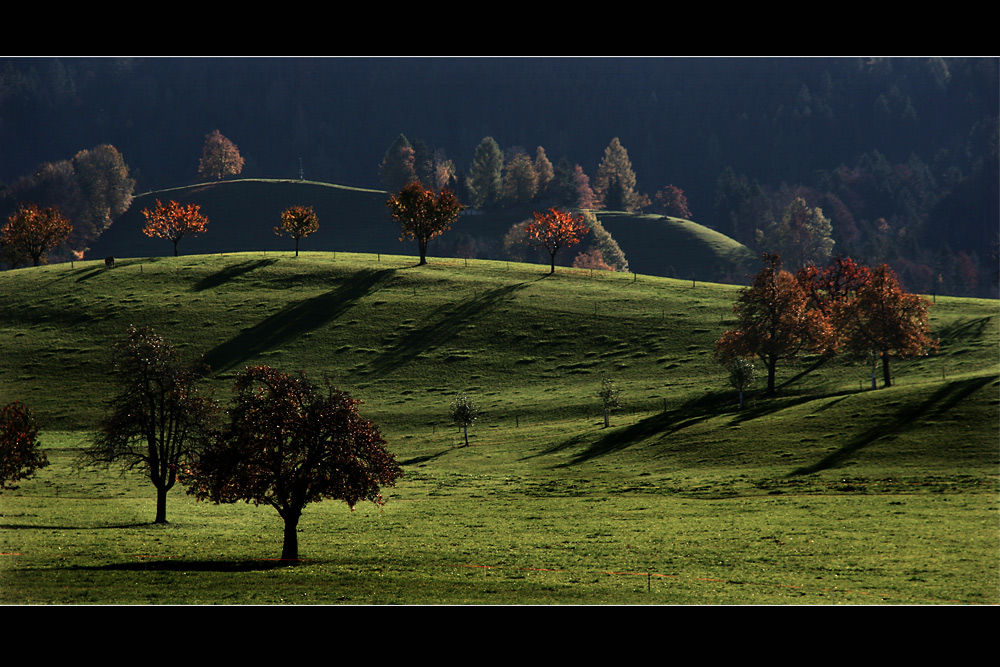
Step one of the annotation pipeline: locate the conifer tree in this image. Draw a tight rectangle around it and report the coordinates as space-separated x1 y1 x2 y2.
466 137 504 209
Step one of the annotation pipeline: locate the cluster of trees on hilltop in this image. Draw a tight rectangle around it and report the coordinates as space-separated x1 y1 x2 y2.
1 57 995 296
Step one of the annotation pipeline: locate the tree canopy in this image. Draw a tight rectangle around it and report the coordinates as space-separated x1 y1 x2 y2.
183 366 403 561
274 205 319 256
0 202 73 267
83 326 218 524
386 181 464 265
522 207 590 274
198 130 244 180
0 401 48 493
141 199 209 256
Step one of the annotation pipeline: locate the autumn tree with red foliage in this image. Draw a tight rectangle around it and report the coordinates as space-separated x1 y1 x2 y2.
274 205 319 257
198 130 244 180
0 203 73 267
833 263 936 388
0 401 48 492
654 184 693 219
716 253 832 395
183 366 403 561
141 199 209 256
386 181 464 265
522 207 590 274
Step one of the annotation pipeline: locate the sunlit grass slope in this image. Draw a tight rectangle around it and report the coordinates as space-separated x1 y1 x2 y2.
1 252 997 604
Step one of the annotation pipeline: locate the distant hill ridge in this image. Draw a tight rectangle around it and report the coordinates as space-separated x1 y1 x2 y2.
91 179 755 283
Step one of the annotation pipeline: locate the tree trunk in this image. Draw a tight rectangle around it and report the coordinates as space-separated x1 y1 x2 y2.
418 238 428 265
463 424 469 447
173 240 179 257
766 358 777 396
882 351 892 388
281 511 301 561
154 485 168 524
295 238 300 257
603 406 610 427
739 389 744 409
549 253 556 274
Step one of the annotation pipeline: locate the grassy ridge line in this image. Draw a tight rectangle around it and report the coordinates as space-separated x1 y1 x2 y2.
88 179 755 285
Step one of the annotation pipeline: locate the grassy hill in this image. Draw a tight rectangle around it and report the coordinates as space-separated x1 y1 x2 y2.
1 252 997 604
88 179 755 283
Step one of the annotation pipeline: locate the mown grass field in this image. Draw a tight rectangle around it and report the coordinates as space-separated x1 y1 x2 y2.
1 251 997 604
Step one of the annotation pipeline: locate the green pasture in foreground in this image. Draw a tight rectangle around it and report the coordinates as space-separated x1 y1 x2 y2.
0 252 997 604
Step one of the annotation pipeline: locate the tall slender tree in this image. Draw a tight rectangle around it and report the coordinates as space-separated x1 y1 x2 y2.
594 137 644 212
466 137 504 209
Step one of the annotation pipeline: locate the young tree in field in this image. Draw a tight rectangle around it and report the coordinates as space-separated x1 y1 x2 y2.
466 136 504 209
198 130 244 180
450 395 479 447
715 254 832 396
834 264 937 388
521 207 590 274
274 205 319 257
598 375 622 428
654 184 693 219
83 326 218 524
0 401 48 492
726 358 758 409
386 181 465 265
141 199 209 256
0 203 73 266
183 366 403 561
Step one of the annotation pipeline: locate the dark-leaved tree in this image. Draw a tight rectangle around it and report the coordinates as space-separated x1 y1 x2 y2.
183 366 403 561
83 326 218 524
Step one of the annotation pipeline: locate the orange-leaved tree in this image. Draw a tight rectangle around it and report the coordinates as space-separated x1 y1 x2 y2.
275 205 319 257
0 203 73 267
522 207 590 274
715 253 833 396
141 199 209 256
834 263 937 388
182 365 403 561
0 401 48 493
386 181 464 265
198 130 244 181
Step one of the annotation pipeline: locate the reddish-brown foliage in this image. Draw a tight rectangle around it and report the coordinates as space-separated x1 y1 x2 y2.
654 184 693 219
522 207 590 274
386 181 464 265
141 199 209 256
716 253 833 395
1 203 73 267
183 366 402 561
834 263 937 387
274 205 319 256
0 401 48 492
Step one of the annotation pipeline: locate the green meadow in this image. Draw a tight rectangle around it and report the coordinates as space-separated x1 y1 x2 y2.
1 251 997 604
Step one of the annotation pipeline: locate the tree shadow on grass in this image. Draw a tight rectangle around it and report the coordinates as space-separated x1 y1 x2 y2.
192 258 277 291
788 374 996 476
542 391 732 466
85 559 299 573
202 268 395 373
366 281 530 377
